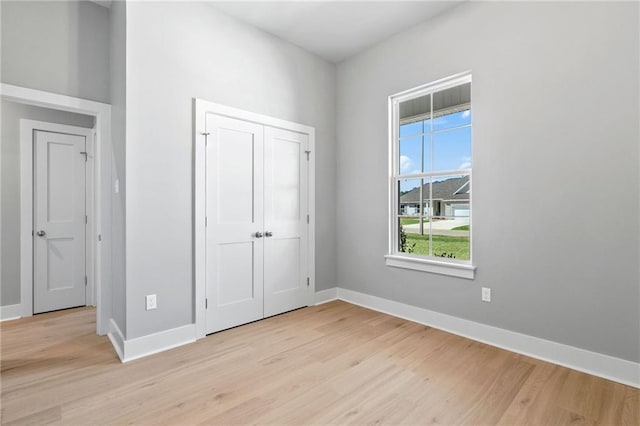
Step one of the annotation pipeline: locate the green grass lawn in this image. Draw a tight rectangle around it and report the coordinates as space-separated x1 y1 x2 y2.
451 225 470 231
404 233 469 260
399 217 429 226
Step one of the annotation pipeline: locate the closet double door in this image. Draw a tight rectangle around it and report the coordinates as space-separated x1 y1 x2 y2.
205 114 309 334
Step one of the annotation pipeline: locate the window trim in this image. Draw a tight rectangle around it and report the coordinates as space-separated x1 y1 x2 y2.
384 255 475 279
387 71 475 279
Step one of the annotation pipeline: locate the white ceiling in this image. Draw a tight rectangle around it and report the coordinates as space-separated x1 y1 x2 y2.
210 1 464 63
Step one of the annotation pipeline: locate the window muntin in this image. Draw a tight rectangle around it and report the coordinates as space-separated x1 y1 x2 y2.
390 74 472 265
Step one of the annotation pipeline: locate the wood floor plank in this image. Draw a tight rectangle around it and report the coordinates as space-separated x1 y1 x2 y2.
1 300 638 425
497 362 569 425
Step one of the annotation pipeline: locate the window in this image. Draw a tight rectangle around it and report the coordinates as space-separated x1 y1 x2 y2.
386 72 475 279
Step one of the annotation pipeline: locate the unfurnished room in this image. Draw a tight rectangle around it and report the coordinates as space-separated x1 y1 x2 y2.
0 0 639 424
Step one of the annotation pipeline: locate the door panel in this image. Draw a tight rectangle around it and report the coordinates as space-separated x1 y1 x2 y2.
271 138 300 222
47 238 75 290
217 242 255 305
205 114 264 334
265 238 300 293
34 131 86 313
263 127 309 317
217 127 256 224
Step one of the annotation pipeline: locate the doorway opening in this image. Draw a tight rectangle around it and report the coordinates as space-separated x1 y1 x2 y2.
1 83 112 335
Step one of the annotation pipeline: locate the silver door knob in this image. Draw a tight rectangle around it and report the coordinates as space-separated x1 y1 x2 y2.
265 231 273 237
36 230 46 237
255 231 263 238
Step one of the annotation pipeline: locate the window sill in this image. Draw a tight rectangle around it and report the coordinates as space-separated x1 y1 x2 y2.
384 254 476 279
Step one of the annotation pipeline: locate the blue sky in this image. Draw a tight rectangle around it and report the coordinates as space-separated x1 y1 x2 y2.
399 109 471 192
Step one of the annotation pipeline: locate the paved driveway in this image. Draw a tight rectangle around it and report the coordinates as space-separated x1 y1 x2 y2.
404 217 469 235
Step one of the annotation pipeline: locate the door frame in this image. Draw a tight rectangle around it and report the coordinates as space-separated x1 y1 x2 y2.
193 99 316 339
1 83 112 335
23 121 95 313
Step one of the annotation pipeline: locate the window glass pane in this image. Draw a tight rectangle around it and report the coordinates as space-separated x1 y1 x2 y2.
429 175 470 218
432 83 471 131
399 121 423 138
399 178 429 257
428 175 470 260
423 176 432 217
432 126 471 171
400 93 431 123
398 216 431 256
422 119 432 173
398 179 423 216
399 181 428 228
431 216 470 260
399 136 422 175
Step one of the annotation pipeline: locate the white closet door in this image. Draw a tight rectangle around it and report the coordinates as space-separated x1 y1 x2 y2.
33 130 86 313
263 127 309 317
205 114 264 333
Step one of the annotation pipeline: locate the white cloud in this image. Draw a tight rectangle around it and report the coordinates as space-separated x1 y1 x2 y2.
400 155 413 174
461 110 471 118
400 155 420 174
458 156 472 170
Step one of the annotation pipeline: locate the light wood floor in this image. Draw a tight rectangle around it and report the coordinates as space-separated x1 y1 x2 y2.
1 301 638 425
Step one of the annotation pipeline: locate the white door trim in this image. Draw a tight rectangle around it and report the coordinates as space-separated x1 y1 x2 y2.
1 83 112 335
193 99 316 339
22 122 95 315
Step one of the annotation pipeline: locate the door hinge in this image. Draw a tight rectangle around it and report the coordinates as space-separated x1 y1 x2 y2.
85 276 88 286
85 215 88 224
80 151 88 161
307 277 310 287
205 298 208 309
306 214 310 224
201 131 210 146
205 216 208 227
304 150 311 161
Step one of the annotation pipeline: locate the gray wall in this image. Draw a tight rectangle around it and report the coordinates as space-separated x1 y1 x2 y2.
0 100 95 306
124 2 337 338
1 0 110 103
336 1 640 362
109 0 127 334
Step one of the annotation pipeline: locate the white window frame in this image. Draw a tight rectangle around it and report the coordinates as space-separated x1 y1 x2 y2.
385 72 476 279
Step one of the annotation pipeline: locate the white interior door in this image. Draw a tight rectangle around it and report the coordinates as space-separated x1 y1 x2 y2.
263 127 309 317
33 130 86 314
205 114 264 333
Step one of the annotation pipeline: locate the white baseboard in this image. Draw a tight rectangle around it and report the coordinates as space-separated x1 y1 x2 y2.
103 288 638 388
108 318 125 361
108 318 196 363
0 304 22 322
124 324 196 362
336 288 640 389
314 287 338 305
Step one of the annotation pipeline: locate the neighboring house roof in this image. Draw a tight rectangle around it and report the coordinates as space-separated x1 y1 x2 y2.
400 175 469 203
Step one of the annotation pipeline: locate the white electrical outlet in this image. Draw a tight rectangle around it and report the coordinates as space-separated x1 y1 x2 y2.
146 294 157 310
481 287 491 302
